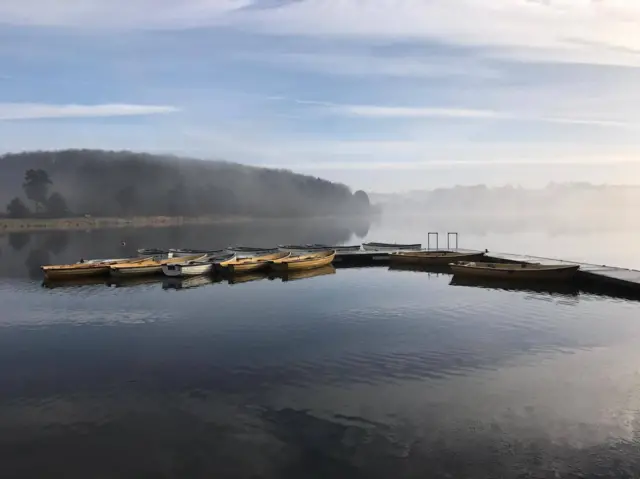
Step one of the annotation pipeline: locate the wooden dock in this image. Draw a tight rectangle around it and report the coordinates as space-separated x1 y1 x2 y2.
484 251 640 296
334 248 640 297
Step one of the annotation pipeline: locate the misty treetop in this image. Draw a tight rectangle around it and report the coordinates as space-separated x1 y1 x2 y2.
1 150 371 219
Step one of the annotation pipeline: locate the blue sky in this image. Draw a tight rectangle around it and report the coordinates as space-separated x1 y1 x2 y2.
2 0 640 192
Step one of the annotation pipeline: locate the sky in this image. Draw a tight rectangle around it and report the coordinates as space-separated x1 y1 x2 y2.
2 0 640 192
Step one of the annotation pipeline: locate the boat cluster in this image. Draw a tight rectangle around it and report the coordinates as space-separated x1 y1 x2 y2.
41 242 581 282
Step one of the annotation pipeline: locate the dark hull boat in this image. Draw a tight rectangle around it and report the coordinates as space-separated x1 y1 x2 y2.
362 242 421 251
450 261 580 281
278 244 361 253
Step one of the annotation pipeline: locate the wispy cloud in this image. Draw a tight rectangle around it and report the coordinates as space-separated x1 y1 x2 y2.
0 103 179 121
322 103 635 128
241 52 501 79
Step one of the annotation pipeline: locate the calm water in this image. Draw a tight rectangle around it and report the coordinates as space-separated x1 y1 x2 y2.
2 216 640 478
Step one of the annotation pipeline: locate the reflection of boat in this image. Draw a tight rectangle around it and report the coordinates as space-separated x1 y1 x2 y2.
450 261 580 281
271 264 336 282
278 244 361 253
227 272 270 285
162 275 220 290
269 250 335 272
108 276 165 288
42 277 110 289
137 248 168 256
449 275 580 296
390 250 485 265
111 254 206 277
162 253 236 277
362 242 421 251
226 246 280 255
219 252 290 274
388 262 452 275
168 248 225 258
42 257 147 280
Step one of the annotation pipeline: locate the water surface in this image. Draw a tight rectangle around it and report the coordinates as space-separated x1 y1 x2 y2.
1 216 640 478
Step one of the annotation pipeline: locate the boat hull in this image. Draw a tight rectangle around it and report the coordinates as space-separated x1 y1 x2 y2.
450 262 579 281
43 265 112 280
269 251 336 272
162 262 214 277
111 265 164 277
390 251 485 265
219 252 290 274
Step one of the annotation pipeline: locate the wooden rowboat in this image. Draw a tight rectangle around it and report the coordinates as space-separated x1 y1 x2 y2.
110 254 206 277
362 242 421 251
162 253 236 277
449 261 579 281
269 250 335 272
390 250 485 265
218 252 291 274
42 257 148 280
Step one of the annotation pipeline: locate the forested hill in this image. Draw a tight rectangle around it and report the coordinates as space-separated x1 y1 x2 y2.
0 150 371 218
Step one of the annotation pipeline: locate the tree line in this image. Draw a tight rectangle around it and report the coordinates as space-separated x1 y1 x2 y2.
1 150 371 219
6 169 69 218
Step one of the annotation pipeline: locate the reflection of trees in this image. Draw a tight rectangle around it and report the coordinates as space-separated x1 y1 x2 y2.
43 231 70 255
8 232 30 251
25 249 50 280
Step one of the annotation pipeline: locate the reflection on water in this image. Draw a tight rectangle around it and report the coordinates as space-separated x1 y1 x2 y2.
269 264 336 282
450 275 581 297
3 218 640 477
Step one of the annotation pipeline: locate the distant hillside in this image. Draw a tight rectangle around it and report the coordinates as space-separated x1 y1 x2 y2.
0 150 371 218
371 184 640 218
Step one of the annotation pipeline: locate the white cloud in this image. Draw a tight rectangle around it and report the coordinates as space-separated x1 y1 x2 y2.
0 103 179 121
3 1 640 66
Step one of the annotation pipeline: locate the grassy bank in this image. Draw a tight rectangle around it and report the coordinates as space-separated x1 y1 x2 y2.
0 215 252 233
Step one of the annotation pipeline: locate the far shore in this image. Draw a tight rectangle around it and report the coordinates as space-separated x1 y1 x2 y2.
0 215 254 233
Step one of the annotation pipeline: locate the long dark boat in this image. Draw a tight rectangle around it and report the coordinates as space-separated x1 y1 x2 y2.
450 261 580 281
137 248 168 256
390 250 485 265
226 246 280 255
362 242 421 251
278 244 361 253
168 248 225 258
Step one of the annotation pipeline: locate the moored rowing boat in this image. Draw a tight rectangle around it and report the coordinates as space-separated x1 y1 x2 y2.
42 257 147 280
449 261 580 281
269 250 335 272
162 253 236 277
111 254 206 277
218 252 290 274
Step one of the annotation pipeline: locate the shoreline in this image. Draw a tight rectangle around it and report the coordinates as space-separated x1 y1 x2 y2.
0 215 254 233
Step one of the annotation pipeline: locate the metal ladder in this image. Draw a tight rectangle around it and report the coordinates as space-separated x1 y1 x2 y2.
427 232 459 250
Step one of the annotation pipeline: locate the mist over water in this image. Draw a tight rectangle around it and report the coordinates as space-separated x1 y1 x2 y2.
1 215 640 478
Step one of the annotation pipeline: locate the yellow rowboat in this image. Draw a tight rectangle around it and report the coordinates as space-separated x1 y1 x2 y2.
110 254 206 277
449 261 580 281
271 264 336 282
218 252 291 274
41 257 148 280
390 250 485 266
269 250 335 272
